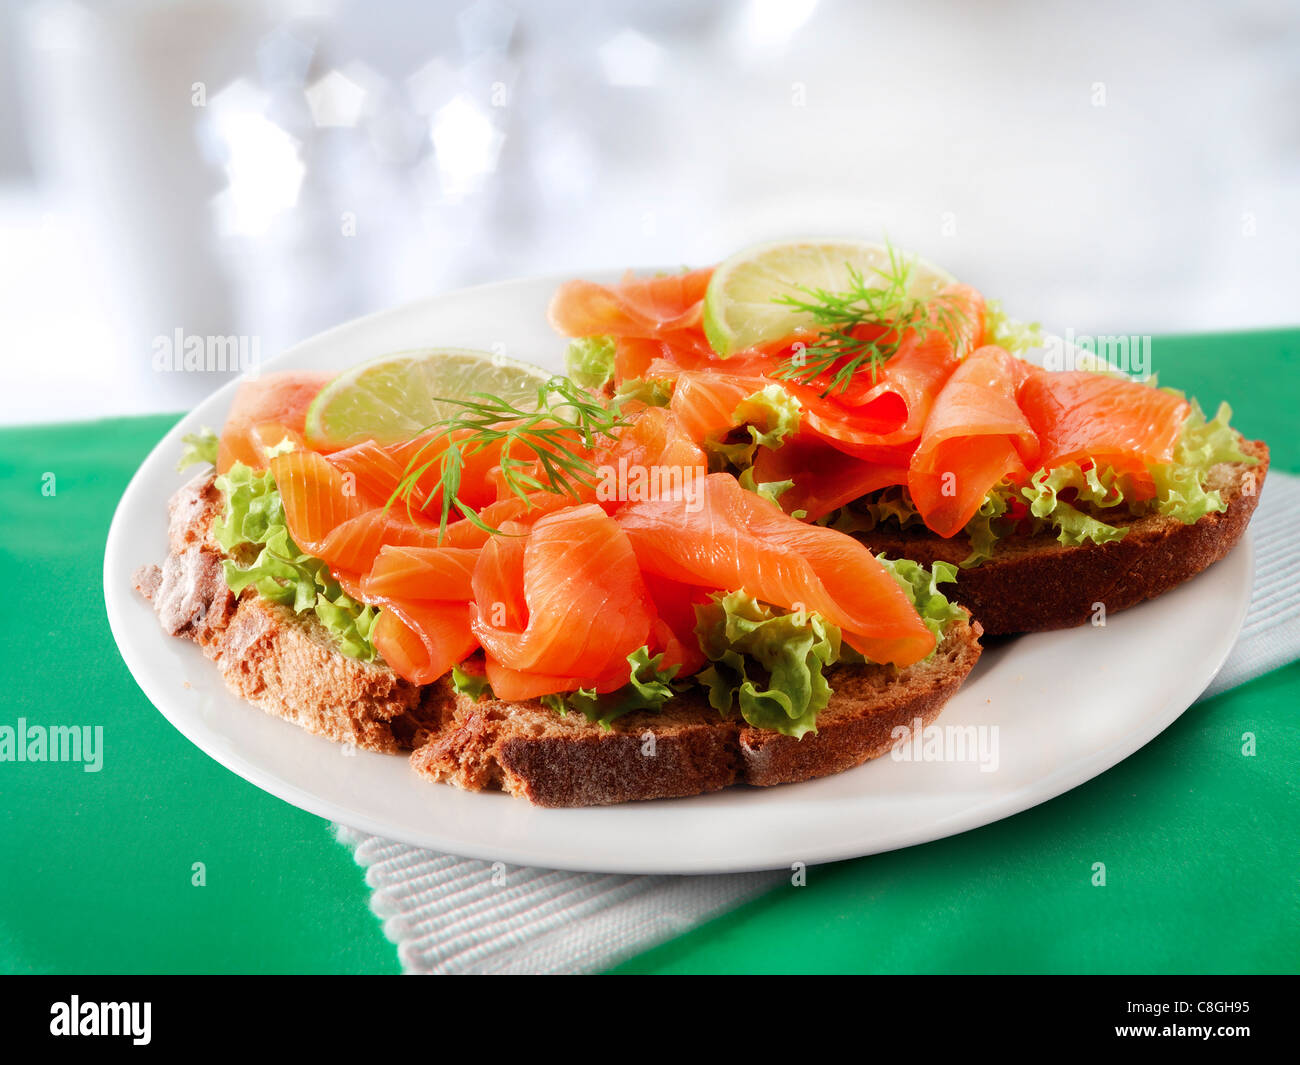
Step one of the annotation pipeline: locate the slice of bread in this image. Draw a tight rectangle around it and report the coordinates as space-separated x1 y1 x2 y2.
860 439 1268 635
411 624 980 806
136 473 982 806
135 474 443 753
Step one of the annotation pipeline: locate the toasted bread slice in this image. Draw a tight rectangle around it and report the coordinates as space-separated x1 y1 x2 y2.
135 474 440 753
861 439 1268 635
411 622 981 806
137 473 982 806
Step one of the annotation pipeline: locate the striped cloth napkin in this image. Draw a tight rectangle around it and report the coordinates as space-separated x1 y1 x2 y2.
336 472 1300 974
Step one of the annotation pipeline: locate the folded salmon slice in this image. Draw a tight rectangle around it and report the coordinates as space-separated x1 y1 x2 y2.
437 488 594 549
615 332 718 382
796 329 954 434
548 268 713 337
752 431 910 521
362 545 479 601
1018 370 1190 489
313 508 446 573
594 405 708 493
218 371 333 473
370 600 477 685
909 346 1040 537
270 450 376 554
471 504 657 678
383 428 510 514
641 573 709 676
482 658 631 701
477 570 705 701
668 370 771 443
656 365 918 520
325 440 411 505
778 286 984 455
617 473 936 667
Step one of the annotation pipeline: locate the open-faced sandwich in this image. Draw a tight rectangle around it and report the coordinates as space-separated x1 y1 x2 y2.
135 238 1265 807
551 239 1267 635
135 346 980 808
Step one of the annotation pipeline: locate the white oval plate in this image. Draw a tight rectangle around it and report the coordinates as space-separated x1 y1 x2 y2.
104 273 1253 874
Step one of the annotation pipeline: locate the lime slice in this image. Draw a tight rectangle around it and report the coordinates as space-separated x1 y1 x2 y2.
702 239 957 357
305 348 552 449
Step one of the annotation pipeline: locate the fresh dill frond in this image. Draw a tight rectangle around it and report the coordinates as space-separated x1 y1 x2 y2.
389 375 627 538
773 245 966 396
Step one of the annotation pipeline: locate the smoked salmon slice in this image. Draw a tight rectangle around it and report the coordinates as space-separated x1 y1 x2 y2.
436 488 595 549
779 288 981 451
616 473 936 667
669 370 771 443
362 545 480 601
614 332 717 382
1018 370 1190 489
641 573 709 676
386 428 509 514
217 371 333 473
471 504 657 679
548 268 714 338
595 405 707 485
269 450 375 555
483 658 630 701
797 331 956 441
751 432 910 521
469 520 529 631
908 346 1040 537
326 440 411 505
313 508 445 573
370 600 477 685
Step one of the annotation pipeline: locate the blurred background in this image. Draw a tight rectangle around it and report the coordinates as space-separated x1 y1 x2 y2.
1 0 1296 423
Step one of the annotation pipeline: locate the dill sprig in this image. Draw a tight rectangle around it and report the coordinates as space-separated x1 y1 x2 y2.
774 246 966 396
389 375 627 537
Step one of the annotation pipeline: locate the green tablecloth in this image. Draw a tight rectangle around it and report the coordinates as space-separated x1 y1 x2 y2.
2 329 1297 974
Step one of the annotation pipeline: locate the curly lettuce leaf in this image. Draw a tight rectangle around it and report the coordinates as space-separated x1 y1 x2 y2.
177 427 219 472
1021 465 1131 547
213 463 285 549
213 462 379 660
613 376 674 408
875 555 965 644
565 335 617 390
983 300 1044 355
965 398 1253 558
694 591 840 739
1150 397 1257 524
451 662 493 702
817 484 924 535
961 484 1013 567
816 504 880 534
860 485 924 529
1013 468 1128 548
737 467 796 509
690 552 964 738
705 385 802 471
552 647 681 729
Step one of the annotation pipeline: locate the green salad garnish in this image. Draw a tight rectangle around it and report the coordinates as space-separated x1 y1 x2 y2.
214 462 380 660
828 397 1255 568
692 556 962 739
540 647 681 729
564 335 617 391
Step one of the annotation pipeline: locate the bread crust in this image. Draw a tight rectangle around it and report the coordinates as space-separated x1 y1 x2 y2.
408 617 981 806
861 440 1268 636
135 474 435 754
138 473 983 806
